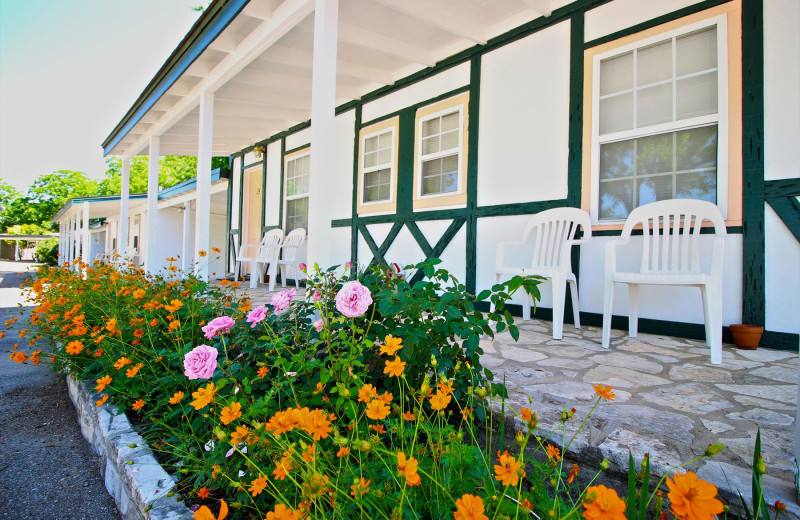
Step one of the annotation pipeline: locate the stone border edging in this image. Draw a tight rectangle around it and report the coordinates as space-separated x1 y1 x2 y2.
66 373 194 520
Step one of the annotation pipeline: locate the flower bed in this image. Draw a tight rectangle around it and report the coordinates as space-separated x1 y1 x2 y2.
9 257 785 520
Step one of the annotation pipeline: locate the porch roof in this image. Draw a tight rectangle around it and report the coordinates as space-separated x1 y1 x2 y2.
52 194 148 223
102 0 565 158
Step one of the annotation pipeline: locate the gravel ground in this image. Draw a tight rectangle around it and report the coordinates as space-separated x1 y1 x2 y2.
0 263 120 520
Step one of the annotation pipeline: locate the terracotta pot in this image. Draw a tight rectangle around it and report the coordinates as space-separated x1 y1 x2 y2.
729 324 764 350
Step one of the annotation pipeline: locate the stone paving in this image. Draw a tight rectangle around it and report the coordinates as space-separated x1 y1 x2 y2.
218 279 799 517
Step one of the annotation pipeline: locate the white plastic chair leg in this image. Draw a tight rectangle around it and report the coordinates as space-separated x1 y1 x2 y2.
234 261 240 282
568 279 580 329
294 263 301 289
267 262 277 292
701 285 723 365
602 279 615 349
551 275 566 340
280 265 287 288
699 286 711 348
249 260 258 289
628 284 639 338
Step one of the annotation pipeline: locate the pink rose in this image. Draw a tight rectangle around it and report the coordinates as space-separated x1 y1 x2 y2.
313 291 321 302
183 344 218 380
246 306 268 328
202 316 235 340
345 261 352 269
335 280 372 318
299 262 307 272
313 318 323 332
271 288 296 314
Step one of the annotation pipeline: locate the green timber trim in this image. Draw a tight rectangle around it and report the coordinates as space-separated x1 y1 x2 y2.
285 143 311 156
592 226 744 237
741 0 765 326
408 218 466 285
351 105 362 271
237 157 245 242
360 86 471 129
225 157 233 273
764 178 800 198
279 137 286 230
465 56 481 294
405 221 433 257
583 0 734 48
261 152 267 232
766 197 800 243
228 229 240 273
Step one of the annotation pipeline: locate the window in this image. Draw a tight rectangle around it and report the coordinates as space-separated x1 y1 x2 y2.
585 11 737 224
413 92 469 210
358 117 399 214
284 149 310 232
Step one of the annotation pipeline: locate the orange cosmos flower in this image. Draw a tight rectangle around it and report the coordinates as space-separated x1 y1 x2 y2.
149 319 158 327
105 318 117 333
666 471 724 520
454 494 489 520
402 411 416 421
384 356 406 377
546 444 562 462
11 351 26 363
380 335 403 356
194 499 228 520
376 391 393 404
592 383 615 401
169 391 184 404
494 450 525 487
169 320 180 332
301 444 316 462
568 464 581 484
265 408 302 436
438 379 455 396
165 299 183 312
336 447 350 458
65 340 84 355
95 375 112 392
220 402 242 425
257 367 268 378
397 452 421 486
96 395 109 407
229 425 252 445
133 329 144 338
132 289 146 299
114 356 132 370
265 504 299 520
350 477 370 498
300 408 332 440
132 399 145 411
583 484 626 520
219 279 230 287
198 250 207 257
191 382 217 410
211 247 221 253
126 363 143 378
248 475 267 497
197 487 210 499
429 391 452 411
365 399 390 420
273 453 293 480
357 384 378 403
521 407 532 422
29 350 41 366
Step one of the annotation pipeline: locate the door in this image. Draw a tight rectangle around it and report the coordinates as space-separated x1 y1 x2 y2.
242 168 263 275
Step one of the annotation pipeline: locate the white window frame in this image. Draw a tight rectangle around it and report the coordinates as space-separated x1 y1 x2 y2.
284 150 310 232
590 14 729 224
417 104 465 199
359 126 396 206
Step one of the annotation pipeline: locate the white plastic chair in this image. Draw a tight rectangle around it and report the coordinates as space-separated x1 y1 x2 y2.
277 228 306 289
601 199 727 365
495 208 591 339
234 229 284 290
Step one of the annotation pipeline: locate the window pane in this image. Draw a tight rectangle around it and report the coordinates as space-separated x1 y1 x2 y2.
423 118 440 138
422 158 442 177
442 112 459 131
286 198 308 232
422 135 439 155
378 168 390 185
364 151 377 168
422 175 441 195
378 184 391 200
600 140 635 179
442 171 458 193
676 171 716 202
378 148 392 165
677 71 717 119
441 154 459 176
637 174 673 205
440 129 459 151
364 135 378 152
600 93 633 134
637 40 672 86
378 132 392 149
364 170 379 187
600 52 633 96
676 125 718 171
677 27 717 76
637 83 672 127
364 186 379 202
599 179 634 219
636 133 673 175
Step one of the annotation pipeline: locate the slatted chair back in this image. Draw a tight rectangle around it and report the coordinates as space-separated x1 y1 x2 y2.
280 228 306 261
518 208 592 271
255 229 284 262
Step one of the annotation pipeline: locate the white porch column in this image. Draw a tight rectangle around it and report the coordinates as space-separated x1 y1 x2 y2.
194 90 213 280
58 222 63 262
306 0 338 269
65 217 72 265
73 213 80 267
146 136 161 272
119 156 131 258
82 201 90 264
182 201 192 273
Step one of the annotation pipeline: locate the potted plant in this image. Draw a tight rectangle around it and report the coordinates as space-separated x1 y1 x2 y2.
728 324 764 350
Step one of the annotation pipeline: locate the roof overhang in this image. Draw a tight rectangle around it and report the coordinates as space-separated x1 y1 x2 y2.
52 194 148 223
103 0 563 159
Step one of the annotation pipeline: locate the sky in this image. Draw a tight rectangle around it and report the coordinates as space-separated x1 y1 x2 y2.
0 0 204 191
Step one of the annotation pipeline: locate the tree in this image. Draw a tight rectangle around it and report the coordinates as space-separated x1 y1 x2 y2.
98 155 227 196
0 172 98 232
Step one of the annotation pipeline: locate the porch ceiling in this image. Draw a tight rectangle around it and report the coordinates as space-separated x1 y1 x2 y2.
106 0 570 158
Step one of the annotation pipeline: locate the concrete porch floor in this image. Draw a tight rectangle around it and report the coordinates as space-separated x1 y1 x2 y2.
219 279 798 516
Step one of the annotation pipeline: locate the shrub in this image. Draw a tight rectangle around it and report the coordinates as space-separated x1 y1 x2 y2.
34 237 59 265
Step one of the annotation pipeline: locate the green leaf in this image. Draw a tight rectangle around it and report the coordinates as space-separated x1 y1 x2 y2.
627 452 638 520
508 325 519 342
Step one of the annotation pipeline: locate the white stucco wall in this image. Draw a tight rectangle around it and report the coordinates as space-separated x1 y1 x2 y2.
478 20 571 206
584 0 702 42
265 141 282 228
765 203 800 333
764 0 800 181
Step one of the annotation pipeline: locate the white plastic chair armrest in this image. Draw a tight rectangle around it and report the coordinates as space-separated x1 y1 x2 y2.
604 237 630 277
495 240 525 272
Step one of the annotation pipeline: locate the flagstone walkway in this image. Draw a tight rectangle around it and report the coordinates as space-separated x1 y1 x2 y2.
220 279 799 518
